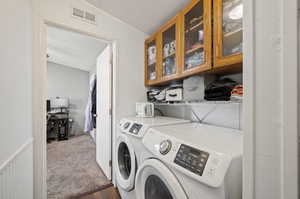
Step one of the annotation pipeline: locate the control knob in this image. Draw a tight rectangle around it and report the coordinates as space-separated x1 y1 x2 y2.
159 140 172 155
123 122 130 129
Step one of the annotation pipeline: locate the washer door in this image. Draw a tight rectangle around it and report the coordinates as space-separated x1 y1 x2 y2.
116 134 136 191
135 159 188 199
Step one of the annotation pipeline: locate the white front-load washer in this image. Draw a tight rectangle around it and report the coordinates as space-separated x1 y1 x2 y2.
135 123 243 199
115 116 190 199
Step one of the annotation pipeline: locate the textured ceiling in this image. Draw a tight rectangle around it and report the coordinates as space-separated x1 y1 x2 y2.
85 0 190 34
47 26 108 72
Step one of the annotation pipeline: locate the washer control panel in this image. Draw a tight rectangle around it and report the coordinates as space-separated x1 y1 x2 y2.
129 123 143 135
174 144 209 176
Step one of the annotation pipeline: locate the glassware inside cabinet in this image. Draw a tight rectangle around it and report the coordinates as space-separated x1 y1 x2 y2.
184 1 205 70
146 40 157 81
162 25 176 77
222 0 243 56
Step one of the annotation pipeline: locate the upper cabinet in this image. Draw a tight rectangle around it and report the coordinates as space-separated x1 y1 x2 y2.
213 0 243 68
160 17 181 82
145 35 160 85
145 0 243 86
182 0 212 77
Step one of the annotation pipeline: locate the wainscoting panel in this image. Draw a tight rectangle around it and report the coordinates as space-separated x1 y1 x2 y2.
0 139 33 199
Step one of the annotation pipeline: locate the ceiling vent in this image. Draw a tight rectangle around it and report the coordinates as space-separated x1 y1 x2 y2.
72 7 97 24
85 12 96 23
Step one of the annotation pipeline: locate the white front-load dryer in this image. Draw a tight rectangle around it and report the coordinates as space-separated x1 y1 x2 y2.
135 123 243 199
115 116 190 199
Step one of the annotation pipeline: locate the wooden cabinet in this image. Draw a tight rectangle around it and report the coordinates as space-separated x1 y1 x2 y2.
213 0 243 68
144 35 160 85
181 0 212 77
144 0 243 86
160 17 181 82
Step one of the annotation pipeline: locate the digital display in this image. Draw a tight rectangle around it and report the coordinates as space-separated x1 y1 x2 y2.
129 123 143 134
174 144 209 176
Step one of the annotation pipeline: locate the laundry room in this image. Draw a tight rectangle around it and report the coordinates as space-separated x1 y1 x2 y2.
116 0 244 198
1 0 297 199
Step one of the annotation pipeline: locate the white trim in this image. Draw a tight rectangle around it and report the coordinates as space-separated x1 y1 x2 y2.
111 41 118 185
32 18 118 199
281 0 298 198
32 16 48 199
242 0 255 198
0 138 34 171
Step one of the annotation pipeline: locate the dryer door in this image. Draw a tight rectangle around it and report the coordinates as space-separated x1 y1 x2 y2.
116 134 136 191
135 159 188 199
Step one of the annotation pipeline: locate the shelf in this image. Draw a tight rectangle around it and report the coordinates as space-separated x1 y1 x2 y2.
154 99 242 106
185 21 203 33
163 52 176 59
148 62 156 66
185 44 204 55
222 28 242 52
224 28 242 37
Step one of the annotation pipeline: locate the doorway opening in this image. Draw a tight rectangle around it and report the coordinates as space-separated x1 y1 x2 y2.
45 25 114 198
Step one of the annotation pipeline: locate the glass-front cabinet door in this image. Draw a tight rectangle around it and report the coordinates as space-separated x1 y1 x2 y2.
181 0 212 76
160 17 180 81
145 36 160 85
214 0 243 67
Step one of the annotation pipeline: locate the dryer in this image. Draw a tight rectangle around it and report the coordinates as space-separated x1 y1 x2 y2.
135 123 243 199
115 116 190 199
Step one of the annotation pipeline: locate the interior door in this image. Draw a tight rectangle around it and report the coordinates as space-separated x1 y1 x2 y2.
96 45 112 180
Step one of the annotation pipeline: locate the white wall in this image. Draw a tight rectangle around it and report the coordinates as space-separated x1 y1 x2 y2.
33 0 148 194
243 0 298 198
156 102 242 130
47 62 90 136
298 9 300 197
252 0 282 197
0 0 33 198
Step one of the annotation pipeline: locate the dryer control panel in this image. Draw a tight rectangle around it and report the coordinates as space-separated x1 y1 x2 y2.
129 123 143 135
142 128 236 188
174 144 209 176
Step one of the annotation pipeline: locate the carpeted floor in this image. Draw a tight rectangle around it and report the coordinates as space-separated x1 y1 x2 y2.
47 135 111 199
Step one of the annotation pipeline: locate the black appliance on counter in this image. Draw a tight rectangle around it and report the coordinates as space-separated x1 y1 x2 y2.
46 99 71 142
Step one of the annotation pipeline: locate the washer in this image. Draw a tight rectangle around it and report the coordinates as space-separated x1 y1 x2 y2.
115 116 190 199
135 123 243 199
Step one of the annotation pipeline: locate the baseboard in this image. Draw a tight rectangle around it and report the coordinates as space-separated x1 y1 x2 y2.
71 183 113 199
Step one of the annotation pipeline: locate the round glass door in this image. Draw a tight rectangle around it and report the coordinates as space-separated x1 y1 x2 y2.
116 134 136 191
135 159 187 199
118 142 131 180
145 175 173 199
